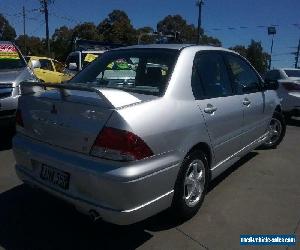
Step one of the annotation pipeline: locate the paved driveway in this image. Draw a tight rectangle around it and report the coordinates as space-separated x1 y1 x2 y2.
0 119 299 250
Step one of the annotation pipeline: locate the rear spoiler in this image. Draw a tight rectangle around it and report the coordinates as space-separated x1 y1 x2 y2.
19 82 115 108
20 81 103 99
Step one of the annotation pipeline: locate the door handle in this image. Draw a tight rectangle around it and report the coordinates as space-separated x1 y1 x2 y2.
243 98 251 106
204 104 217 114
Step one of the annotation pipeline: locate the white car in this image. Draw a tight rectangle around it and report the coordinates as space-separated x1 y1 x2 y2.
265 68 300 118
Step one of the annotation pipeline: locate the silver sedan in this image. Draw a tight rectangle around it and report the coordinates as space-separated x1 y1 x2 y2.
13 44 285 225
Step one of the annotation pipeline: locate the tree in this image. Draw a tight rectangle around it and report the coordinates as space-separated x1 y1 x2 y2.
73 22 100 41
157 14 221 46
230 40 270 74
51 25 74 61
98 10 136 44
15 35 46 56
137 26 155 44
0 14 16 41
157 15 197 43
247 40 269 74
229 45 247 58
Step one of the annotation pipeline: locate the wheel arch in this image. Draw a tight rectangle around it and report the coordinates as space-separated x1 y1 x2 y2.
186 142 213 170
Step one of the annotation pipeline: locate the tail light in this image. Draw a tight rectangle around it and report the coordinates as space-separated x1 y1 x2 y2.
282 82 300 91
16 109 24 127
91 127 154 161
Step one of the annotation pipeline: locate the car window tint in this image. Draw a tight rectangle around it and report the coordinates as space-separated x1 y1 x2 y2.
39 59 54 71
227 54 261 93
192 52 232 99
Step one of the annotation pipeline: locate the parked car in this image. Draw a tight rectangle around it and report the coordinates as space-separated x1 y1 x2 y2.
13 44 285 225
0 41 38 125
26 56 71 83
64 40 125 79
265 68 300 119
65 50 107 79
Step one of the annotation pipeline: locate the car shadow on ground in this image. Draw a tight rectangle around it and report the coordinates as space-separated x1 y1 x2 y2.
0 124 15 151
0 152 258 250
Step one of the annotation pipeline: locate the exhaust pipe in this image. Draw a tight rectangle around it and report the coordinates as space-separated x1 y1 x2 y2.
89 210 101 222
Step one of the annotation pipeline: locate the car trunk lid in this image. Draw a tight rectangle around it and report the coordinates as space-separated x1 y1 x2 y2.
18 83 144 154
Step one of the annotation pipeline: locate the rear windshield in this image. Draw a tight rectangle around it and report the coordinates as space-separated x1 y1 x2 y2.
0 43 26 70
70 49 179 96
284 70 300 78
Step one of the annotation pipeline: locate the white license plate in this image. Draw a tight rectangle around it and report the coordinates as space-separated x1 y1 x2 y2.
40 164 70 190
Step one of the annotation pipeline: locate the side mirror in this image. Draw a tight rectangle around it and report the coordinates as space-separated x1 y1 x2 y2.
30 60 41 69
264 79 279 90
68 62 78 71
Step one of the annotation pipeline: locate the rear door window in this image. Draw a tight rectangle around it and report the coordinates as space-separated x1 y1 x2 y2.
192 51 233 99
39 59 54 71
226 54 261 94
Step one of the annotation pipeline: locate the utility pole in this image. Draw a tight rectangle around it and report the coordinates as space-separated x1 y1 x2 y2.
269 35 274 70
295 38 300 68
267 26 276 70
41 0 50 55
196 0 204 44
22 6 26 55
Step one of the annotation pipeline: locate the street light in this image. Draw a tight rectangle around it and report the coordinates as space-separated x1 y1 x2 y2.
196 0 204 44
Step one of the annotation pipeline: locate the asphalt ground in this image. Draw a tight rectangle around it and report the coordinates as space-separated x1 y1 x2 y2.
0 118 299 250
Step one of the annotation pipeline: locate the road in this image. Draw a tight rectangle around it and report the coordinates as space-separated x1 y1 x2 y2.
0 119 299 250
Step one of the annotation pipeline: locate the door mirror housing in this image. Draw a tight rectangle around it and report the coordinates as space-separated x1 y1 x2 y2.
68 62 78 71
264 79 279 90
30 60 41 69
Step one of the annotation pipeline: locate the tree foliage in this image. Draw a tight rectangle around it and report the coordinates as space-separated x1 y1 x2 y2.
73 22 101 41
137 26 155 44
98 10 136 44
15 35 46 56
157 14 221 46
230 40 270 74
51 26 74 61
0 14 16 41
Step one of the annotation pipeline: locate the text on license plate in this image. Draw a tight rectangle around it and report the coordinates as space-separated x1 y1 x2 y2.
40 165 70 190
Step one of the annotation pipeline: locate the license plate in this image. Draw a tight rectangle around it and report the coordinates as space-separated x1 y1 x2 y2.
40 164 70 190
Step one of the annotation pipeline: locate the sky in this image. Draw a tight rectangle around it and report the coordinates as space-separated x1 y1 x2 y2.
0 0 299 68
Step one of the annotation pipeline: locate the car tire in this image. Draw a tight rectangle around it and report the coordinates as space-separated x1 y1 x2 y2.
171 150 209 221
262 111 286 149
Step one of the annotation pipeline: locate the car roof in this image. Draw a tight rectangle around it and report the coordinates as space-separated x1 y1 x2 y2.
112 44 235 53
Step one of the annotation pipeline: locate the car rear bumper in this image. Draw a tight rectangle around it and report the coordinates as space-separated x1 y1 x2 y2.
281 92 300 114
13 134 181 225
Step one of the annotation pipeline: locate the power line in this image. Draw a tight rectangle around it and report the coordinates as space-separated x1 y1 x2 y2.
49 13 80 25
204 23 300 32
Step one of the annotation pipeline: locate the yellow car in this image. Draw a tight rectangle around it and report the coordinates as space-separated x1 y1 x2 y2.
25 56 69 83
